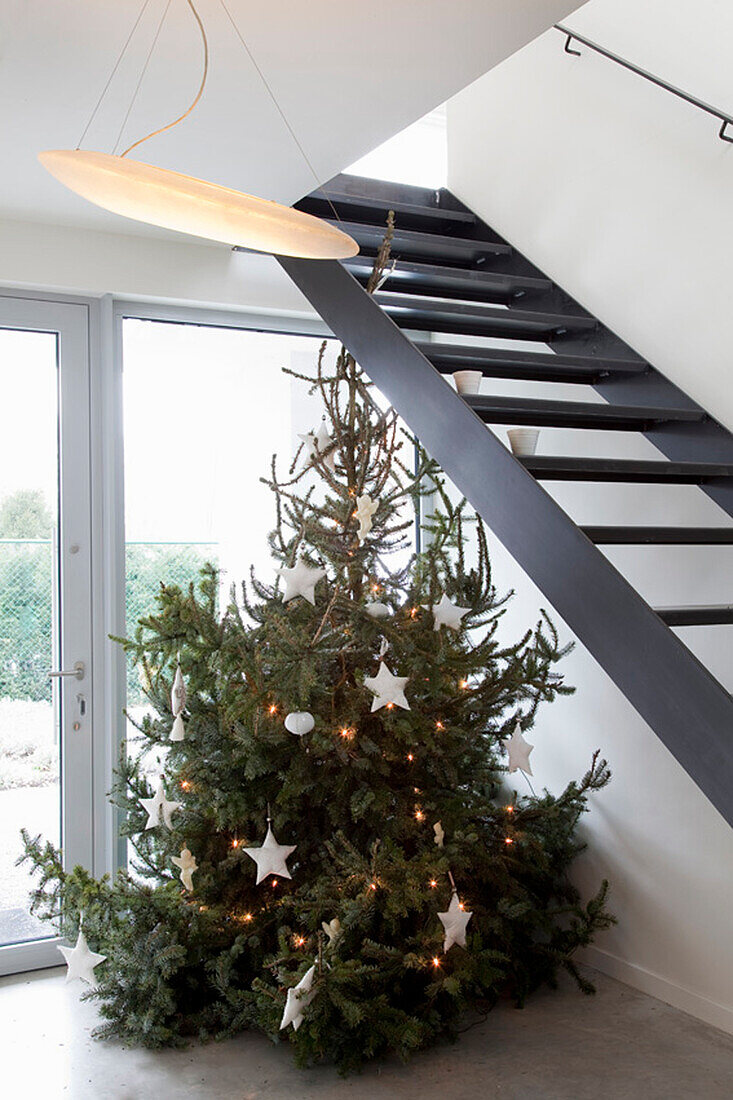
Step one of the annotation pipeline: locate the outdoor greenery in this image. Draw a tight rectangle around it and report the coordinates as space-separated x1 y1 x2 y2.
0 489 213 706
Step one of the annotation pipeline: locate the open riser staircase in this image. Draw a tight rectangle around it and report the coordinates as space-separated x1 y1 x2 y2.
272 173 733 827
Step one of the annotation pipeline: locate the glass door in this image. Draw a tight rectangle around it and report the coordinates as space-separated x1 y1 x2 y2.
0 296 93 974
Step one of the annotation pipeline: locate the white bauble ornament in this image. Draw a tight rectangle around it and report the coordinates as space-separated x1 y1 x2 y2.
504 720 534 775
58 929 106 985
365 601 390 619
438 891 473 953
172 845 198 891
243 823 296 884
364 661 410 712
284 711 315 736
280 963 317 1031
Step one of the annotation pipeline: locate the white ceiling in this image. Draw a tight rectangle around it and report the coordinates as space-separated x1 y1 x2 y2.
0 0 580 240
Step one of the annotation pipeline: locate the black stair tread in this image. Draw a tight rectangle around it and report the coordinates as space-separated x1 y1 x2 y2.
322 220 511 263
583 526 733 544
299 191 477 226
464 394 704 430
416 341 648 382
519 456 733 483
655 605 733 626
377 293 596 338
343 255 552 302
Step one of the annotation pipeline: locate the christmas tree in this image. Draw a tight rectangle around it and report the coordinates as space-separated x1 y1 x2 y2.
22 229 613 1073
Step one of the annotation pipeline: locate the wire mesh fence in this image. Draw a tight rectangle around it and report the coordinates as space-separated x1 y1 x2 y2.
0 539 218 706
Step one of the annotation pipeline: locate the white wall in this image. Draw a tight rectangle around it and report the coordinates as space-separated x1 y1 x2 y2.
447 0 733 433
445 0 733 1033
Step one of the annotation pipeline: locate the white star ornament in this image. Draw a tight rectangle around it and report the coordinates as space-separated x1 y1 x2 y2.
364 661 410 712
280 558 326 605
58 930 107 984
280 963 317 1031
243 824 296 884
428 593 470 632
438 891 473 953
140 779 182 830
504 720 534 775
299 421 335 471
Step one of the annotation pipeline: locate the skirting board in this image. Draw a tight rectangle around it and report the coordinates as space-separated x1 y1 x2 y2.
582 946 733 1036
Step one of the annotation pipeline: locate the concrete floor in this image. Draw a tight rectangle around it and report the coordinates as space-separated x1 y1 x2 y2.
1 965 731 1099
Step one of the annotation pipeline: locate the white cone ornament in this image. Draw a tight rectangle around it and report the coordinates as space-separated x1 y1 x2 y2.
284 711 315 737
170 664 186 741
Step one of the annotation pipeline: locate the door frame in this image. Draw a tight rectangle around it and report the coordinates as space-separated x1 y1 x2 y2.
0 294 95 974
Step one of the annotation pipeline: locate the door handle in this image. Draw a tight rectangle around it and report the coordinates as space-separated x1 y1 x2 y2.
48 661 85 681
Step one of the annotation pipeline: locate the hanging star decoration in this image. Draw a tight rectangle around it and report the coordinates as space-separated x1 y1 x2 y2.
364 661 410 712
427 592 470 633
170 663 186 742
139 778 182 831
280 963 317 1031
438 891 473 953
280 557 326 605
321 917 342 945
504 719 534 775
58 928 107 984
353 493 378 542
298 420 335 472
244 822 296 884
433 821 445 848
172 846 198 891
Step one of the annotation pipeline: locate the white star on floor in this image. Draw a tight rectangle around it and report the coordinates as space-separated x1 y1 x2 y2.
140 779 182 830
172 846 198 891
280 558 326 605
243 824 296 884
58 929 107 984
299 420 335 472
364 661 410 712
504 720 534 775
438 891 472 953
427 593 470 632
280 963 317 1031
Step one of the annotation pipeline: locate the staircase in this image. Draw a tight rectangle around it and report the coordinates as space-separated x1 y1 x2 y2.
275 173 733 827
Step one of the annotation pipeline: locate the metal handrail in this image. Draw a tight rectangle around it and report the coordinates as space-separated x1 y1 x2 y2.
555 23 733 143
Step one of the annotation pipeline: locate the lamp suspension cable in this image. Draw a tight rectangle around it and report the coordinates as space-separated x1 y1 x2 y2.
114 0 175 155
119 0 208 157
217 0 342 224
76 0 154 150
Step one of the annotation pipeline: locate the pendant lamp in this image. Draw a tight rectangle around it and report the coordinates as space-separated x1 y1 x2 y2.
39 0 358 260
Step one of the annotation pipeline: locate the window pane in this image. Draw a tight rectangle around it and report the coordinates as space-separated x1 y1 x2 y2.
0 329 60 946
